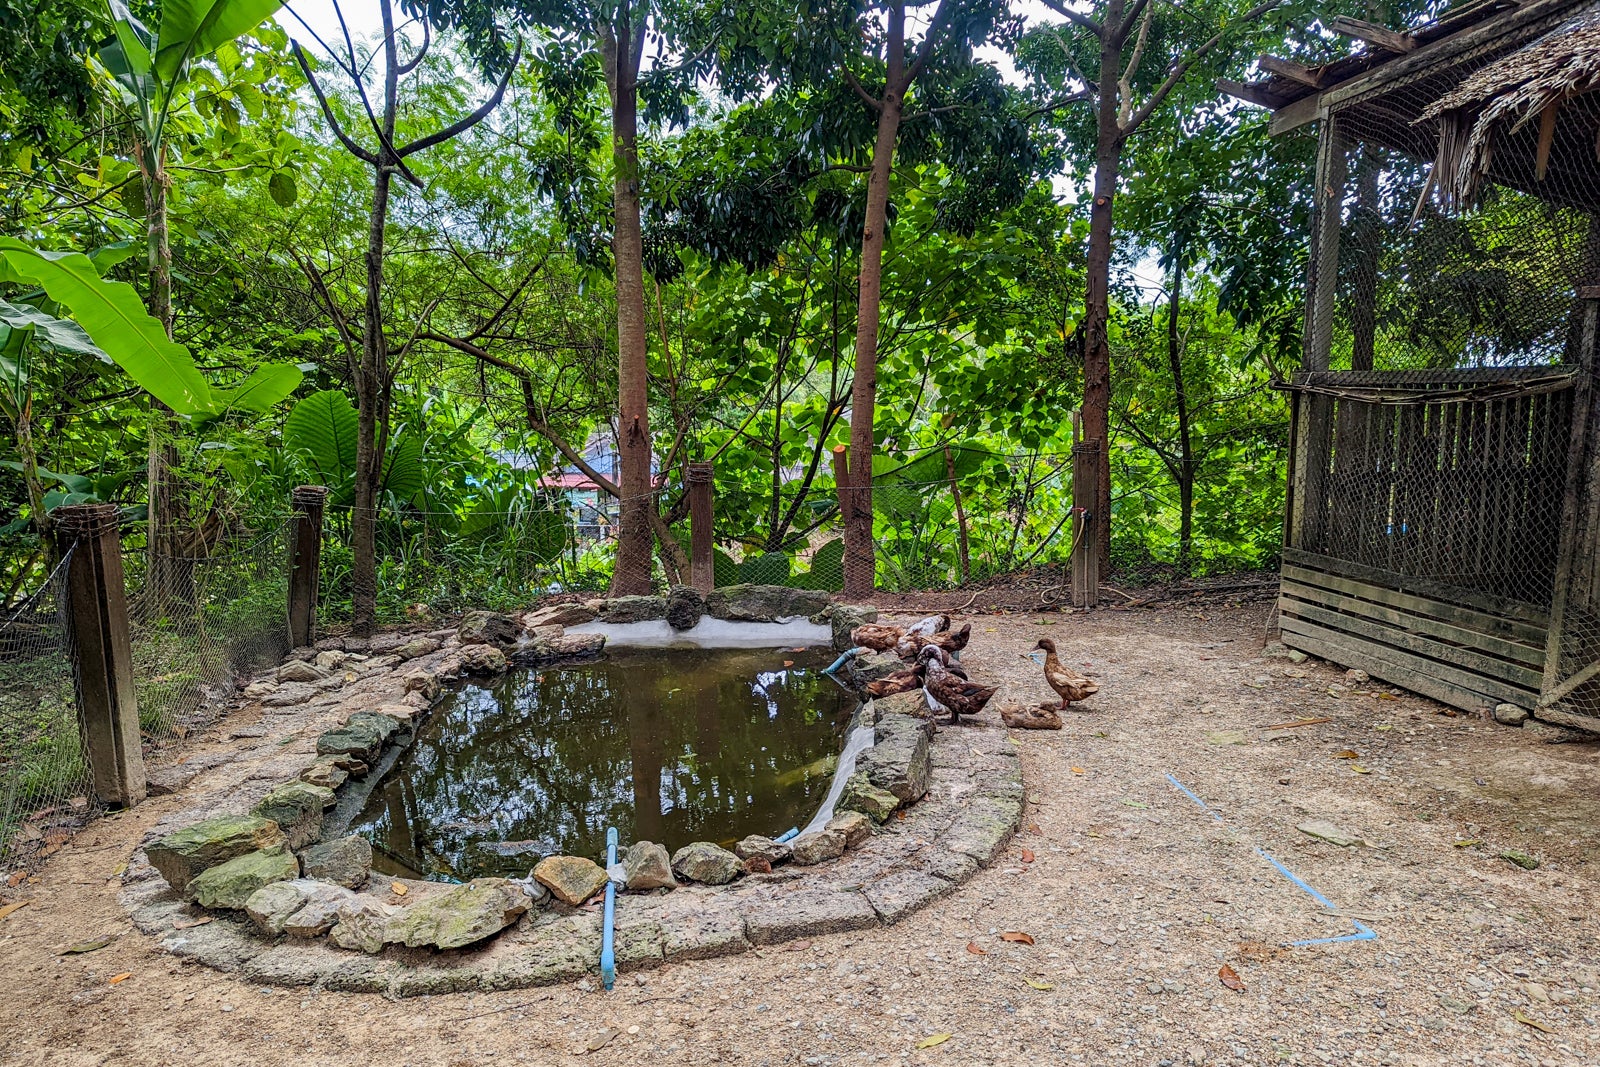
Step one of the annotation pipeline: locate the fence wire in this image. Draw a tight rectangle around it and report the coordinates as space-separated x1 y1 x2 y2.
0 548 95 873
123 521 293 739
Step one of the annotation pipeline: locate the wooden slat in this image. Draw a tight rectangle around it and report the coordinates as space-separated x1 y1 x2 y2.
1282 547 1549 626
1293 366 1579 389
1281 562 1547 647
1280 617 1536 710
1278 577 1545 668
1329 15 1416 53
1533 705 1600 734
1280 597 1546 690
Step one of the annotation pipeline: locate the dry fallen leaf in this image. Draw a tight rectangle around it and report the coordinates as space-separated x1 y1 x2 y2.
1000 931 1036 945
1024 978 1054 990
6 871 26 887
1264 716 1332 729
1332 750 1358 759
915 1034 952 1049
1071 766 1086 775
1026 823 1041 834
586 1028 620 1052
390 882 408 896
1513 1008 1555 1034
172 916 213 930
0 900 31 921
1218 964 1246 992
1237 941 1275 963
60 938 111 955
782 660 794 667
966 942 987 956
108 972 132 985
791 647 807 653
1453 839 1481 848
1020 849 1036 864
1351 765 1371 774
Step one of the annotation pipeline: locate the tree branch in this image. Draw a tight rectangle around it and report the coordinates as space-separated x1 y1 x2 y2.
290 44 379 167
1123 0 1284 136
1039 0 1105 38
398 39 523 158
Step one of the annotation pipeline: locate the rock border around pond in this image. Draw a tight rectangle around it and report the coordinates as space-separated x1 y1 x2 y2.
115 591 1022 995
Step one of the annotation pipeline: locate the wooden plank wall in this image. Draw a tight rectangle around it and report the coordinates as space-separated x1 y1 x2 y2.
1281 373 1575 714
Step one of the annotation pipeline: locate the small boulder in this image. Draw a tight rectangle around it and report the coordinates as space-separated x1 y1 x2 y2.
458 643 508 675
188 845 299 909
533 855 610 905
243 680 276 699
858 713 932 802
789 829 846 866
458 610 521 647
524 602 599 628
145 814 287 891
546 632 605 659
704 584 830 622
300 835 373 888
282 884 358 938
391 878 532 950
315 712 399 765
825 811 873 850
327 896 401 953
394 636 442 660
622 841 677 890
403 668 441 699
671 841 742 885
664 586 706 631
250 781 336 850
1494 702 1531 726
312 650 349 671
844 651 906 691
244 878 323 936
300 758 351 790
277 660 325 684
875 688 927 719
838 772 900 822
600 595 669 623
261 682 317 707
734 835 792 866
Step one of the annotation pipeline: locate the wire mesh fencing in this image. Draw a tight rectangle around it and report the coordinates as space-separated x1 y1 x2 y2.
0 548 95 872
122 520 294 740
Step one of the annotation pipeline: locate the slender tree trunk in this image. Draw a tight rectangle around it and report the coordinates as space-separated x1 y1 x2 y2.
844 11 908 598
1082 2 1126 575
350 163 393 635
1166 264 1194 569
603 12 656 596
138 141 183 614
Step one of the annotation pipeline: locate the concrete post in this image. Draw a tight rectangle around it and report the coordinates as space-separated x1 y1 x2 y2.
687 463 715 592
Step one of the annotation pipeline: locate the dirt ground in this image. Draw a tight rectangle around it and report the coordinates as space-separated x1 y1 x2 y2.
3 601 1599 1067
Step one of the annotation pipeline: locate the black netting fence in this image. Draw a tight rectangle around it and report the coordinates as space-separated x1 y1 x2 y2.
122 519 294 739
0 548 95 871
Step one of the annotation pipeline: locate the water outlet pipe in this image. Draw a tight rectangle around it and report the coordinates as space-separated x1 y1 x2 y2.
821 647 866 676
600 826 617 990
774 827 799 843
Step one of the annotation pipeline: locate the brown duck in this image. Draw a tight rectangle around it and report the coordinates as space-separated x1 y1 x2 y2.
896 622 972 662
1000 703 1064 730
1027 638 1099 709
919 646 998 725
864 655 968 699
851 624 904 652
903 613 950 639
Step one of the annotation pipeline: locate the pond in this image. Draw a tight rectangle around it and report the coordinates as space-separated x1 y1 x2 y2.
348 646 857 881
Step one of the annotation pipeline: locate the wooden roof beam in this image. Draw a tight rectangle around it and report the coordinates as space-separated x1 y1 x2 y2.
1257 55 1326 87
1217 78 1293 109
1329 15 1417 54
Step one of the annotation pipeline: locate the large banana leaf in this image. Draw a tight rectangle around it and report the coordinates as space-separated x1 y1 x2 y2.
380 432 424 500
0 239 210 413
0 300 108 360
209 362 302 418
154 0 286 82
283 389 358 497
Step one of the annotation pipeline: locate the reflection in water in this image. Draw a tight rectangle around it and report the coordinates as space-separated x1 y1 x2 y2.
351 647 855 881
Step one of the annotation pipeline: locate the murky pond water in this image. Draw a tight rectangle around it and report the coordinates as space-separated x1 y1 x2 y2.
350 646 856 881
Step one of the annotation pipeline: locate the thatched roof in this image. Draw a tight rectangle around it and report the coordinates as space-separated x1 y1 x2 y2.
1419 3 1600 209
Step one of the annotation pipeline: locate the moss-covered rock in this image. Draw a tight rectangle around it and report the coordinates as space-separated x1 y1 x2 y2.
250 781 335 850
391 878 531 950
145 814 287 891
188 845 299 909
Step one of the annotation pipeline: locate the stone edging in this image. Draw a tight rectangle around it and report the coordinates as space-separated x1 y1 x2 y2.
115 594 1021 995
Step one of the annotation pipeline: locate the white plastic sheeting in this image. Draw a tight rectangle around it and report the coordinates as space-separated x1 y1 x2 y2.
566 616 833 649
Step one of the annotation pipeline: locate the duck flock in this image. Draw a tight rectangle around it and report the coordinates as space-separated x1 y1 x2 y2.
847 615 1100 729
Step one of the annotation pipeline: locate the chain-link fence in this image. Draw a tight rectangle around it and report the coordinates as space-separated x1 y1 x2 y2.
0 548 95 872
122 520 294 739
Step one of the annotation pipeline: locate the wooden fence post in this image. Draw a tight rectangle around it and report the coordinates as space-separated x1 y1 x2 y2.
687 463 715 592
288 485 328 648
54 503 146 808
1071 442 1102 609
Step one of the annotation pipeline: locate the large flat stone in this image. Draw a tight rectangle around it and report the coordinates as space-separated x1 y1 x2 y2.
742 889 879 945
159 917 264 972
939 797 1021 867
250 781 335 850
599 595 669 623
484 914 600 989
189 845 300 909
704 584 830 622
858 713 932 802
390 878 530 950
300 835 373 888
864 870 954 925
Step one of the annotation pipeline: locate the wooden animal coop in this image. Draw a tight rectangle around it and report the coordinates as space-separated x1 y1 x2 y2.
1227 0 1600 729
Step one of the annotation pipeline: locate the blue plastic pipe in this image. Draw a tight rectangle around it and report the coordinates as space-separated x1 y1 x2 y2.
600 826 617 990
773 827 799 843
821 647 866 676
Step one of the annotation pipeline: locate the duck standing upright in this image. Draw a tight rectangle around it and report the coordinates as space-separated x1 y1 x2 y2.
919 646 998 725
1027 638 1100 709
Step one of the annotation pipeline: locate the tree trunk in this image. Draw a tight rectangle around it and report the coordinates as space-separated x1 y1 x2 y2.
603 12 656 596
843 14 908 598
350 162 392 635
138 142 184 615
1167 263 1195 569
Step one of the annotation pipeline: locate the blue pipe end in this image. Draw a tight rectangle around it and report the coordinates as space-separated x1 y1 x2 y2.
774 827 799 843
821 647 866 676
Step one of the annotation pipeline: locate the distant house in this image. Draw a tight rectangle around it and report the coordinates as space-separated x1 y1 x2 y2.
491 433 624 538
